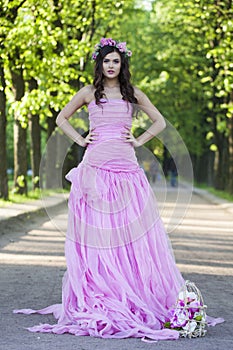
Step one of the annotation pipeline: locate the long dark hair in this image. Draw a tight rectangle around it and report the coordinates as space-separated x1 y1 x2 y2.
93 45 138 106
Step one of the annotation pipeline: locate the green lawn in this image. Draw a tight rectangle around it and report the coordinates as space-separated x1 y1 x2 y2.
0 188 67 206
195 183 233 202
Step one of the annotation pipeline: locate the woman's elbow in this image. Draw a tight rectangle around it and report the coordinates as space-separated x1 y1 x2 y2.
56 113 64 127
161 118 166 131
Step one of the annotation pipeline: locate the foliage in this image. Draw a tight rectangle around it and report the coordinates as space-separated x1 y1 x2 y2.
0 187 68 205
0 0 233 196
2 0 131 123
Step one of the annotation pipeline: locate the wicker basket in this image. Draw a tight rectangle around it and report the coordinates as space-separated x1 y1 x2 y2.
165 280 207 338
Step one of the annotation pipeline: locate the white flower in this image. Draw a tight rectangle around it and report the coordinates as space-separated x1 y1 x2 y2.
178 291 197 302
169 308 187 328
183 321 197 333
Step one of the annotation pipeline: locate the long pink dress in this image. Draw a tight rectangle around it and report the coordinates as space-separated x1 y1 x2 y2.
13 99 223 340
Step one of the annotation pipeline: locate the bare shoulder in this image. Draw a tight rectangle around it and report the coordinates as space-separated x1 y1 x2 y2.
133 86 150 105
82 84 94 94
77 85 95 105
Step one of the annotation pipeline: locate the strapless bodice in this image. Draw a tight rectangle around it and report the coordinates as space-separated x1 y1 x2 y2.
88 98 133 130
81 99 139 172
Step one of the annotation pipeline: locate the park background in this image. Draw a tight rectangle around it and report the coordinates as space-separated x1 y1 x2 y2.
0 0 232 201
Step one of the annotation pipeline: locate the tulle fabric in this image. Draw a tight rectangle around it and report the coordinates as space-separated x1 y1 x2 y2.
13 227 184 340
13 99 224 340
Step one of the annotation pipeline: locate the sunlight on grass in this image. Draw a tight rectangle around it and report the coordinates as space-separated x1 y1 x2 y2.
0 188 67 206
195 183 233 202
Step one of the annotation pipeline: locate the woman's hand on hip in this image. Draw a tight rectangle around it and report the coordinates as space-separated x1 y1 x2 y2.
83 129 99 146
121 126 142 148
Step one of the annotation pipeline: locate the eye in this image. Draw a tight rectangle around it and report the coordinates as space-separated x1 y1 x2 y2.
103 59 109 63
114 59 120 64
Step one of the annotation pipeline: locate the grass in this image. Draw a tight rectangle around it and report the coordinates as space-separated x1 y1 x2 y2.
1 180 233 206
0 187 68 206
195 183 233 202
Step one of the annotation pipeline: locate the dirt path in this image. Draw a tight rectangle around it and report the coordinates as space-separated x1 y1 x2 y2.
0 189 232 350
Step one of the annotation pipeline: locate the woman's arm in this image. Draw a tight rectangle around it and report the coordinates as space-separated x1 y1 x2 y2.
122 88 166 147
56 85 97 147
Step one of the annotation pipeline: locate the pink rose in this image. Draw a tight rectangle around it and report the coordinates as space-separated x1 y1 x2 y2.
107 38 116 46
100 38 116 47
100 38 109 47
116 42 127 52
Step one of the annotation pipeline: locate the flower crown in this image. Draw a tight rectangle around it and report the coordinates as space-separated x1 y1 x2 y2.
92 38 132 61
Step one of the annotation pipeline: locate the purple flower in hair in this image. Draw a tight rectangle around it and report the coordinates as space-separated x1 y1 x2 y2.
92 52 98 60
116 42 127 52
100 38 108 47
92 38 132 61
100 38 116 47
108 38 116 46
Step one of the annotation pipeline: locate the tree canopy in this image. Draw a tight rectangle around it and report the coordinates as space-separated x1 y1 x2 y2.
0 0 232 199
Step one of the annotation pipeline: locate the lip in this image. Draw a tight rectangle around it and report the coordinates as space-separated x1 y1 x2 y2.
107 70 115 74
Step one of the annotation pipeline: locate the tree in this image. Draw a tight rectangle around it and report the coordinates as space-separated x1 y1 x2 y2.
1 0 28 194
0 57 8 199
128 0 233 191
1 0 130 193
28 78 41 189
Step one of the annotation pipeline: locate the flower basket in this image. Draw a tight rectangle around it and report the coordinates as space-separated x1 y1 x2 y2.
164 280 207 338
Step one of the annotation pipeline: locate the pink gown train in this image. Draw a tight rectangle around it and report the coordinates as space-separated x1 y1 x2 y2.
14 99 224 341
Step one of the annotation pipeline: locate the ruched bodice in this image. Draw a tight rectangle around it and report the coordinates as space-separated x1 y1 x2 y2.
83 99 139 171
88 98 132 128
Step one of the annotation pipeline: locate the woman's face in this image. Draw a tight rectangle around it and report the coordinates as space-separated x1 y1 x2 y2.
102 51 121 79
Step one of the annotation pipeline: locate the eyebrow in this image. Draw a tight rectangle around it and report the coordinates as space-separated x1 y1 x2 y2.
103 58 120 62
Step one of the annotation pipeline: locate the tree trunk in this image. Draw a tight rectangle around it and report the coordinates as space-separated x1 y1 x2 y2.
0 58 9 200
43 2 63 189
28 78 41 190
10 67 27 195
29 114 41 189
214 136 229 190
193 150 215 186
227 107 233 194
45 113 57 188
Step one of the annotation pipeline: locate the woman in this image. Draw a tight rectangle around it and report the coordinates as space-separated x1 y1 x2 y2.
14 38 223 341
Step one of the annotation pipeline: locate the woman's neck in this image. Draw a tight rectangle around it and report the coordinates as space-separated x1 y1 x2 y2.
102 78 122 99
103 78 120 89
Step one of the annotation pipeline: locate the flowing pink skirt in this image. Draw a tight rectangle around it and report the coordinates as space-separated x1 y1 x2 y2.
14 129 224 340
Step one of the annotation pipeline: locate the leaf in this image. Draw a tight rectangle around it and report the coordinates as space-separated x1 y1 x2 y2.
195 315 203 321
163 322 171 328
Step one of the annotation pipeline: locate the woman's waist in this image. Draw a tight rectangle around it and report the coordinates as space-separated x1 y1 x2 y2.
84 141 138 170
90 124 131 137
87 137 133 150
82 157 140 172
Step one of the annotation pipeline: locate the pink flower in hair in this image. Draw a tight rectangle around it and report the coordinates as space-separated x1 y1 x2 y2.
100 38 116 47
116 42 127 52
92 38 132 61
92 53 98 60
100 37 108 47
107 38 116 46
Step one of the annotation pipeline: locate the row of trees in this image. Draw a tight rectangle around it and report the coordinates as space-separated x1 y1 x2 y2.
149 0 233 191
118 0 232 191
0 0 131 198
0 0 232 200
